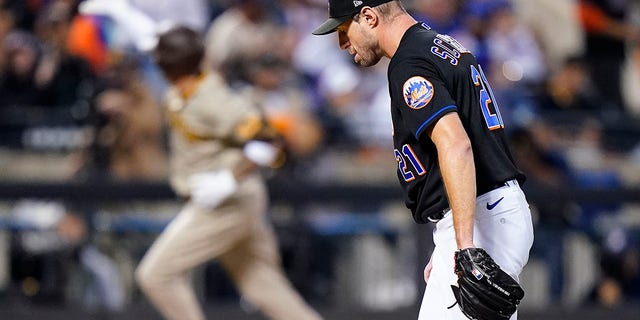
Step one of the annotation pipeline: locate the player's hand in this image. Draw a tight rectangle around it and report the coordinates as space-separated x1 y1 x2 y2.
451 248 524 320
243 140 281 167
423 258 433 284
189 170 237 208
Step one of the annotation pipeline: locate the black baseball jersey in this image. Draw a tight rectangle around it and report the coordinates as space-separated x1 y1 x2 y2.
388 23 525 224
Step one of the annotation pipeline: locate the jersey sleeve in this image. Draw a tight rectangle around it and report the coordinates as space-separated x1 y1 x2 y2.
164 81 266 145
203 93 260 140
389 57 457 139
185 86 263 142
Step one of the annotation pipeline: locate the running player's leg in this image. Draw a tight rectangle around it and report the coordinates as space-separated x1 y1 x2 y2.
220 219 323 320
135 202 251 320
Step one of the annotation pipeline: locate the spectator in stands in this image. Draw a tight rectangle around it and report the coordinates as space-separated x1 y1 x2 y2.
0 0 16 45
536 55 604 115
313 62 362 147
458 0 492 69
485 0 547 89
410 0 465 37
73 56 168 182
241 54 323 160
76 0 212 54
0 30 44 108
509 125 575 302
8 198 127 313
204 0 293 83
287 1 357 146
66 6 110 74
578 0 640 113
0 0 36 32
592 227 640 307
129 0 211 33
482 0 547 131
33 0 96 109
75 0 166 100
315 61 392 149
510 0 584 72
9 200 88 305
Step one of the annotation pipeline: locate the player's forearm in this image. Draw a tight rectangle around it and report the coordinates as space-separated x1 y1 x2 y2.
430 113 478 249
232 157 259 182
233 140 283 181
440 141 477 249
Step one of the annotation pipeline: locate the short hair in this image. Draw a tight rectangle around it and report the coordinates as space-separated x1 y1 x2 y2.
153 26 204 82
353 1 406 23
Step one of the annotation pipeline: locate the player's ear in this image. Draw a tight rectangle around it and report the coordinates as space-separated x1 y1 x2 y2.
361 7 379 29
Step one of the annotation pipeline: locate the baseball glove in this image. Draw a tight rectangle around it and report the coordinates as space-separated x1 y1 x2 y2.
450 248 524 320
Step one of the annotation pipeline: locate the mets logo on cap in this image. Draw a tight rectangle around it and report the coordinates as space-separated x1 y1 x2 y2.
403 76 433 109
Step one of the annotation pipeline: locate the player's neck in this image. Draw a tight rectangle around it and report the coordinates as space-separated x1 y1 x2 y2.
174 73 206 100
379 13 417 59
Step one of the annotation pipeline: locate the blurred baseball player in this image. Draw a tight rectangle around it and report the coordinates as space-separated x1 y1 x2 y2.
313 1 534 319
134 25 322 320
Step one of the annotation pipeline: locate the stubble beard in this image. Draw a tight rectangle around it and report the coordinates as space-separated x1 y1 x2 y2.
357 52 381 67
356 39 382 67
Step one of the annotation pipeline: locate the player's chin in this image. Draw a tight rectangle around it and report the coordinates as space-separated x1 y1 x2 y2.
354 54 380 67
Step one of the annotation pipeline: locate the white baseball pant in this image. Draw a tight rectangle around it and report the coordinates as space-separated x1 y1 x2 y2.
418 180 534 319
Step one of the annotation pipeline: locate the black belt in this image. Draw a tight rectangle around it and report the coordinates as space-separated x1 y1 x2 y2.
492 181 508 189
478 180 512 197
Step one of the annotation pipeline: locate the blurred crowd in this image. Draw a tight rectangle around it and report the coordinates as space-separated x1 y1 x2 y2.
1 0 640 315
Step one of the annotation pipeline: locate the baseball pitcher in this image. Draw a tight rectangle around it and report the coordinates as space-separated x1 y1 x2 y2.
312 1 534 319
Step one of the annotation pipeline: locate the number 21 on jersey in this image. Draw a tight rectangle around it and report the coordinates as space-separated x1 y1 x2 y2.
471 65 504 130
395 144 425 182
